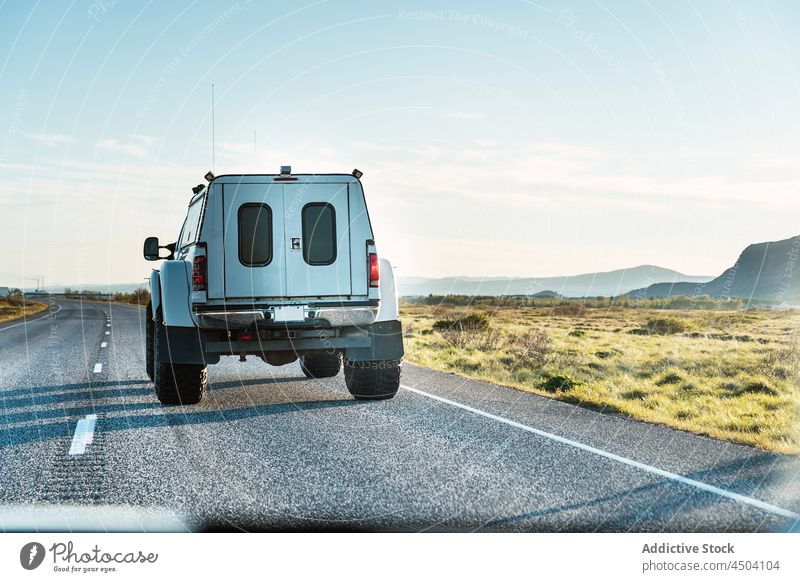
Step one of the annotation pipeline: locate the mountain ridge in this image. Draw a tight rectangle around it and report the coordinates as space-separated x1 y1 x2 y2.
30 236 800 304
629 235 800 302
398 265 713 298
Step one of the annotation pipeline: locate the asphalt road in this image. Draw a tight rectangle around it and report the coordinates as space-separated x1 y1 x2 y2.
0 299 798 532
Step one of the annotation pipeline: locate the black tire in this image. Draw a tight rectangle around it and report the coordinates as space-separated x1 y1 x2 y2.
145 302 154 380
155 364 208 405
344 359 401 400
300 352 342 378
152 309 207 405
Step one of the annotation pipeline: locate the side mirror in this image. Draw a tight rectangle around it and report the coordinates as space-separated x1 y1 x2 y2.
144 237 176 261
143 237 160 260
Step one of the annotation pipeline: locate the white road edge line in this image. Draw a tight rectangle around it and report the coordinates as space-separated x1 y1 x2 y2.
68 414 97 455
400 384 800 522
100 342 107 348
93 363 103 373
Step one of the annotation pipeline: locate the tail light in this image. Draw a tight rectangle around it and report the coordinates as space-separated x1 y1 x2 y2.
369 252 380 288
192 255 207 291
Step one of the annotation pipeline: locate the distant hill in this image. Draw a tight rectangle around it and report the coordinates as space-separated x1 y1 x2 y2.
531 290 563 298
630 235 800 303
398 265 712 298
56 234 800 304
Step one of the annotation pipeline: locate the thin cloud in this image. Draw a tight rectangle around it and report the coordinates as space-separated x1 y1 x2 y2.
355 139 800 208
444 111 482 120
94 137 149 158
22 132 74 148
131 134 157 145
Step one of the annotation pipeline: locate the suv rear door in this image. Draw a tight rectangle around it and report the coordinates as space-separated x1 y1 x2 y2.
283 182 351 297
222 182 286 298
220 180 352 300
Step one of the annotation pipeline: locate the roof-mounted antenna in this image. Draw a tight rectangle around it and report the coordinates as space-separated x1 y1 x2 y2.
211 83 216 173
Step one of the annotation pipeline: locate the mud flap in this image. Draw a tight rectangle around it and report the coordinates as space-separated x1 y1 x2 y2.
158 326 220 365
344 320 404 362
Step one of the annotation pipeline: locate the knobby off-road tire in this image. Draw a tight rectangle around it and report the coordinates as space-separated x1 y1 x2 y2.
300 352 342 378
152 309 207 405
344 359 401 400
145 302 154 380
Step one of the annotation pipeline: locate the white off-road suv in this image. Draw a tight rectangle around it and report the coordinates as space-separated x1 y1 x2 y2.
143 167 403 405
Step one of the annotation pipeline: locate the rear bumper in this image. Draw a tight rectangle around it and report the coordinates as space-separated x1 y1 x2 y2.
194 304 378 330
158 320 404 365
204 326 371 354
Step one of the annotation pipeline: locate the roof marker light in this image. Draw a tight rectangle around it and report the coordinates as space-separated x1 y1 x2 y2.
274 165 298 181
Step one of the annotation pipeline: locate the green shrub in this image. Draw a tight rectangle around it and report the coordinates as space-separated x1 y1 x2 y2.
433 311 491 332
644 316 689 335
550 304 584 317
595 350 613 359
656 372 683 386
628 328 650 335
762 340 800 379
433 312 495 349
621 389 648 400
736 380 777 396
113 288 151 305
568 329 585 337
511 328 552 368
6 292 26 307
541 373 584 392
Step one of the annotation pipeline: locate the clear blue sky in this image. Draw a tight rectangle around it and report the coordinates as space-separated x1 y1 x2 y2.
1 0 799 287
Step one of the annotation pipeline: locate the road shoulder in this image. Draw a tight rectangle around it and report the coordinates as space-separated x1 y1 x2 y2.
401 363 800 513
0 301 51 328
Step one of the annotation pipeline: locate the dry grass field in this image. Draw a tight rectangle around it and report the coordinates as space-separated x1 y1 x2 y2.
401 302 800 454
0 296 48 325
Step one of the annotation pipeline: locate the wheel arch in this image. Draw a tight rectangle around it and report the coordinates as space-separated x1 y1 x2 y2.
158 260 195 327
376 257 399 322
149 269 161 319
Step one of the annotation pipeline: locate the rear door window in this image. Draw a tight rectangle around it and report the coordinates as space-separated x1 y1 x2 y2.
302 203 336 265
238 203 272 266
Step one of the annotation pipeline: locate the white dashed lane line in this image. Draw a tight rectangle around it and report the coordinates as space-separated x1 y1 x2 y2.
104 331 110 335
79 319 107 453
68 414 97 455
